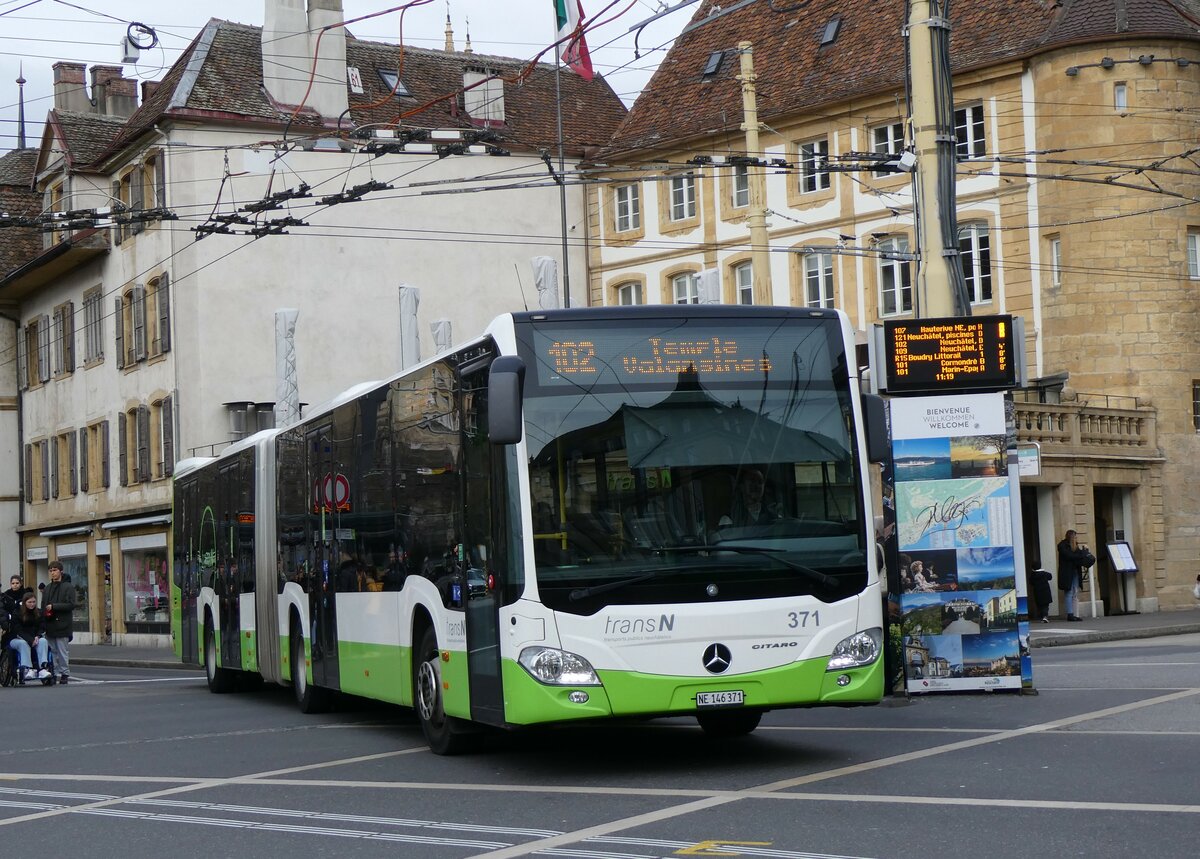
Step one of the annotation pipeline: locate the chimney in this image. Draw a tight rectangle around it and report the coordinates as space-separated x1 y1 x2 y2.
52 61 89 112
91 66 137 117
141 80 161 103
262 0 348 122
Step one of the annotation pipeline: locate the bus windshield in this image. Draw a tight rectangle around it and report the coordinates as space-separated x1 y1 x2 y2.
517 314 868 615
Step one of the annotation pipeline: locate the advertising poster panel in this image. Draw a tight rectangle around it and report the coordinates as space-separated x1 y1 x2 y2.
891 393 1026 693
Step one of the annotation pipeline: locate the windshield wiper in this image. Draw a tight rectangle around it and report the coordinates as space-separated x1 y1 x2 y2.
568 569 663 601
655 545 839 591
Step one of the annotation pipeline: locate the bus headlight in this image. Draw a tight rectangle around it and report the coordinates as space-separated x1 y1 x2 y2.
826 628 882 672
518 646 601 686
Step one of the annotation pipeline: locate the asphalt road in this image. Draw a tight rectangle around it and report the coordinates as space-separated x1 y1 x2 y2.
1 636 1196 858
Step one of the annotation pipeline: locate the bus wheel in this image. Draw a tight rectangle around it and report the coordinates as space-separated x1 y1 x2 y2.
291 628 332 714
204 624 235 694
696 709 762 738
414 626 472 755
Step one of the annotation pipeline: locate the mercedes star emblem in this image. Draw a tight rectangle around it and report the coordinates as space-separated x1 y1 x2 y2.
702 643 732 674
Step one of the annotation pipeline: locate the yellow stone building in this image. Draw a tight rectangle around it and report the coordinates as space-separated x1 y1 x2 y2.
587 0 1200 614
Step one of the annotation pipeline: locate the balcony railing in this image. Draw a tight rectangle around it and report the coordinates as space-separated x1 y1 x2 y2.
1013 400 1157 458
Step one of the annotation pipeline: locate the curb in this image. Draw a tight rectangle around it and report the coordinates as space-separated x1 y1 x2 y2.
1029 623 1200 648
73 658 203 671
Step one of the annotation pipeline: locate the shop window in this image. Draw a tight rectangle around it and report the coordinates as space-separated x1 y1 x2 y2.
58 555 89 632
124 548 168 633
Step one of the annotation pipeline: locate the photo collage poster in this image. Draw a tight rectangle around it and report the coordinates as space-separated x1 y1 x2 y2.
890 393 1026 693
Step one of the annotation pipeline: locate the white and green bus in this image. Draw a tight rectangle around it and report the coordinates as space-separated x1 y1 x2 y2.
172 306 889 753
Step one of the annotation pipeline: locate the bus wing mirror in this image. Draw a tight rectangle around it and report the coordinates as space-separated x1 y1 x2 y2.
488 356 526 445
862 393 889 464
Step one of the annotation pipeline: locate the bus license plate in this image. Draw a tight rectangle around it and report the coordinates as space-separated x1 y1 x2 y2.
696 690 744 708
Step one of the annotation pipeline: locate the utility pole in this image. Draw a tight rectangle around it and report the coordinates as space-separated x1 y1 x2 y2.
907 0 970 317
737 42 772 305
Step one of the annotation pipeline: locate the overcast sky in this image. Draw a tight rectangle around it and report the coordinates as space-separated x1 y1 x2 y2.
0 0 695 154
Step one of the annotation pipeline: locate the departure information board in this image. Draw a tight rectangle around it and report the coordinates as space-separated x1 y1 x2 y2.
882 315 1017 394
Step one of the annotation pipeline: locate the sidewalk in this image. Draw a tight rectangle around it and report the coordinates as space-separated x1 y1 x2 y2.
1028 606 1200 648
72 643 200 671
67 608 1200 670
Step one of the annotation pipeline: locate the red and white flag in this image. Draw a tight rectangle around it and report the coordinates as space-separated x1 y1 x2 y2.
553 0 594 80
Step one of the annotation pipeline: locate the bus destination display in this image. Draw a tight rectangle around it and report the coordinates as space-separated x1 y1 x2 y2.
527 320 841 389
883 315 1016 394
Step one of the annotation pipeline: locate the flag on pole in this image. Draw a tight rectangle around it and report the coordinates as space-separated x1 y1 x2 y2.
554 0 594 80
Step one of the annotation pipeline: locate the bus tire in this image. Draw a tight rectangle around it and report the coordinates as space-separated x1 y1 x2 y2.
291 628 333 714
204 623 235 694
696 709 762 737
414 626 473 755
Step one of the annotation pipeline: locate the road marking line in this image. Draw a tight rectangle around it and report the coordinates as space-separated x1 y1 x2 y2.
753 688 1200 792
0 746 426 828
467 687 1200 859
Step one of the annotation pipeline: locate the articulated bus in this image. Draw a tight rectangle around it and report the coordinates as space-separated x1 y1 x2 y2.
172 306 889 753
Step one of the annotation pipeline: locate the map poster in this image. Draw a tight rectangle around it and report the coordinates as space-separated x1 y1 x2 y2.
891 394 1024 693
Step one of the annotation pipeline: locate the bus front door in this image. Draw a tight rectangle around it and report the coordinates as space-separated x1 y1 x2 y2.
461 360 505 726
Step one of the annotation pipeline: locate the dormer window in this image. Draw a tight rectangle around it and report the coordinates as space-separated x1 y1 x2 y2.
378 69 411 97
463 69 504 122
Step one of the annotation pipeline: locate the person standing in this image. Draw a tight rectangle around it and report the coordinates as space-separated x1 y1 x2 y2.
41 561 76 684
1031 568 1054 623
1 574 29 619
1057 530 1095 622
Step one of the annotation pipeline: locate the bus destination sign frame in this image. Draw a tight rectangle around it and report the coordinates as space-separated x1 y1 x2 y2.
881 315 1018 395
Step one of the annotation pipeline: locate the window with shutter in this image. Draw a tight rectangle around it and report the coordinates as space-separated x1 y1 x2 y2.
24 444 31 505
37 315 50 382
158 273 171 353
131 165 145 235
16 331 27 391
63 301 75 372
112 179 123 245
40 440 49 501
114 296 125 369
162 395 174 477
118 412 128 486
69 432 78 495
79 427 89 493
137 404 151 483
51 438 59 499
101 420 111 488
133 285 147 361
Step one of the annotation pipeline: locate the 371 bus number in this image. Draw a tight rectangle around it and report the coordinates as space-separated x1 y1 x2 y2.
787 610 819 628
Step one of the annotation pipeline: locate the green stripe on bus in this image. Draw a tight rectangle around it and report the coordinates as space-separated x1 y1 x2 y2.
501 655 883 725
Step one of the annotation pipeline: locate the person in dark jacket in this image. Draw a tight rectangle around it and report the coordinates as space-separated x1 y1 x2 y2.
1057 530 1095 622
41 561 76 684
1031 568 1054 623
9 592 50 681
0 575 29 619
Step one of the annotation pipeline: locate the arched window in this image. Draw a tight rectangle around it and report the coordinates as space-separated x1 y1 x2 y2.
803 252 834 308
671 272 699 304
734 262 753 304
